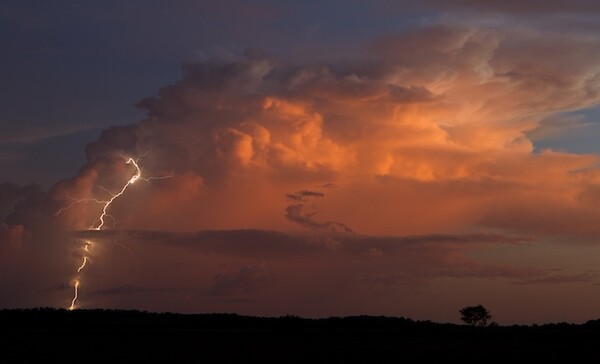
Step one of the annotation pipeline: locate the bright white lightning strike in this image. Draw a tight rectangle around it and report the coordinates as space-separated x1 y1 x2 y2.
94 158 140 231
61 155 173 310
68 241 92 310
68 280 80 311
77 257 88 273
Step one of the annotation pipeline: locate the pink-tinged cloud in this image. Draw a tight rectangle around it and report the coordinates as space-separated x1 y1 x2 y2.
38 24 600 235
2 23 600 322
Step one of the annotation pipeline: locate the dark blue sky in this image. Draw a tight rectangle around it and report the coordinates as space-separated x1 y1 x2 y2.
1 0 598 186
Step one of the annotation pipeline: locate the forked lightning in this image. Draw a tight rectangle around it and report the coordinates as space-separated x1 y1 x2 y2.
58 156 172 310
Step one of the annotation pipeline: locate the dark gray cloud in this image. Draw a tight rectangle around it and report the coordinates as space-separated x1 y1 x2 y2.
284 190 354 233
70 228 532 260
285 204 355 234
91 285 188 296
1 225 592 318
0 182 41 219
59 228 555 314
72 229 331 257
514 271 600 285
286 190 325 202
207 265 268 296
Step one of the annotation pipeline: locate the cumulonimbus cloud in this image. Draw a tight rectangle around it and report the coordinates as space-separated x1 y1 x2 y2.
4 24 600 237
1 23 600 318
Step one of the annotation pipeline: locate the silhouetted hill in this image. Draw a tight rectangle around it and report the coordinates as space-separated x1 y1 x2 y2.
1 308 600 362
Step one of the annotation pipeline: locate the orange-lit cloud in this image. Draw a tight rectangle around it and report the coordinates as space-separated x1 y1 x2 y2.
2 23 600 322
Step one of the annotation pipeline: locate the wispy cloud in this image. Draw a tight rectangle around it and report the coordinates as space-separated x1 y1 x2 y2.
0 123 100 144
526 114 594 141
514 271 600 285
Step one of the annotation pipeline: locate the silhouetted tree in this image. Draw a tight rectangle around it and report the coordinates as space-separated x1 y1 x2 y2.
459 305 492 326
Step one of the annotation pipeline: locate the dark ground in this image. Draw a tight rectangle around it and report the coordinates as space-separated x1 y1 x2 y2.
1 308 600 362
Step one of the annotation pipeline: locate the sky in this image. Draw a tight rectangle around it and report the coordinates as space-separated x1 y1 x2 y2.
1 0 600 324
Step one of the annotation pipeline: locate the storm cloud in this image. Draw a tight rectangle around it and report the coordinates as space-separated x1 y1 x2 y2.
2 16 600 322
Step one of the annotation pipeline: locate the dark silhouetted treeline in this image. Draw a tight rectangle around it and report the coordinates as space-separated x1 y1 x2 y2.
1 308 600 362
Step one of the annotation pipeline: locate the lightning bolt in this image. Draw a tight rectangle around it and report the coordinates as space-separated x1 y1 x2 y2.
69 280 80 311
94 158 141 231
77 256 88 273
68 240 92 311
60 155 173 310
